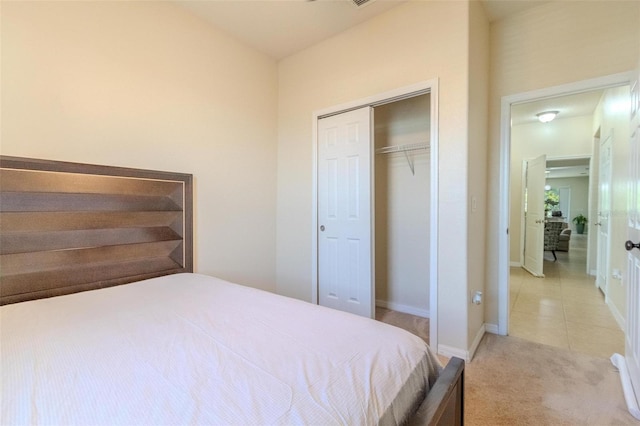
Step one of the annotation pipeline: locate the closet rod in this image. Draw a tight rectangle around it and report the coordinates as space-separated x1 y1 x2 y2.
375 142 429 155
375 142 429 176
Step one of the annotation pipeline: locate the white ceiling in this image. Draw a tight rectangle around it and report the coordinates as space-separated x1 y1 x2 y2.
512 91 605 179
546 162 591 179
178 0 407 60
511 90 605 126
176 0 547 60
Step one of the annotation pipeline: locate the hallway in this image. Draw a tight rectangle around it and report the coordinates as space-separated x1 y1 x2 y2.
509 234 624 358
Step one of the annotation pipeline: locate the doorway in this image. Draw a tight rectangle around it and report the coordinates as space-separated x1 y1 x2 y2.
520 155 592 277
311 80 439 348
497 72 633 338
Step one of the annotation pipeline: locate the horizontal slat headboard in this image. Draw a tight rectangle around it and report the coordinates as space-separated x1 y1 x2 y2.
0 156 193 305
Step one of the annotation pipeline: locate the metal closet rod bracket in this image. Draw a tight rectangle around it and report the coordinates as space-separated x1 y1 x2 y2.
375 142 429 175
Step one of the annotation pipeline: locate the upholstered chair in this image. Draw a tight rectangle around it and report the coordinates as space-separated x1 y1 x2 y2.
544 221 565 261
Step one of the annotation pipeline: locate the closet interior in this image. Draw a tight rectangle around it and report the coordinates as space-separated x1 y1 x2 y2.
374 93 431 318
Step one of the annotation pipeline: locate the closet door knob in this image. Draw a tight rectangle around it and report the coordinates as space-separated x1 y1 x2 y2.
625 240 640 251
320 225 325 232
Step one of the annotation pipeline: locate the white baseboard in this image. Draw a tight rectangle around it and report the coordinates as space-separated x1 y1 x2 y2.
468 324 486 361
484 323 499 334
607 299 626 331
510 261 522 267
611 353 640 420
437 344 468 361
438 325 486 363
375 300 429 318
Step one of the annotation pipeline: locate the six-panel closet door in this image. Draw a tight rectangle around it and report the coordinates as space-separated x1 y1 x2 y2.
317 107 374 318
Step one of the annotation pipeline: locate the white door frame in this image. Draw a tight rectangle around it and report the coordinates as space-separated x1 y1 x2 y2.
588 134 600 276
518 159 527 267
312 79 439 348
498 72 632 335
557 186 571 224
597 133 614 296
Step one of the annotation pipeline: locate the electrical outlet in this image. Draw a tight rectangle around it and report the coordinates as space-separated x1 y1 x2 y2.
612 269 623 281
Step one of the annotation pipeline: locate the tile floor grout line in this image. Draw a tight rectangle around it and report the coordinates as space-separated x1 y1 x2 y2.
509 233 623 358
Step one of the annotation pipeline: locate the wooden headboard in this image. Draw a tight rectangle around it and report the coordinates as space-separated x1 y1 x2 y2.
0 156 193 305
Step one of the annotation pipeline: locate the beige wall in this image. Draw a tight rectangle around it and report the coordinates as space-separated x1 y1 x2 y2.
545 176 590 232
592 85 633 322
510 115 594 263
467 0 490 349
374 95 430 316
277 1 473 352
486 1 640 325
1 1 279 291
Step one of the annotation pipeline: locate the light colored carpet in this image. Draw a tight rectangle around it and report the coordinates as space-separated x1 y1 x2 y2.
376 308 637 425
375 307 430 343
467 334 636 425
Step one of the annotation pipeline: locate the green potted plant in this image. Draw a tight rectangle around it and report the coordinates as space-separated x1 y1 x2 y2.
572 214 588 234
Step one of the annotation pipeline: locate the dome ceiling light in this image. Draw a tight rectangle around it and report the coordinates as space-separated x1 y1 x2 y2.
536 111 559 123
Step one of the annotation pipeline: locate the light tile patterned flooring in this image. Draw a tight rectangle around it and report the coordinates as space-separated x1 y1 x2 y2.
509 234 625 358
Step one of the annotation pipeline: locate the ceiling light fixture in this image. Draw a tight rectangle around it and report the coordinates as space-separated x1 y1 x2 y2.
536 111 559 123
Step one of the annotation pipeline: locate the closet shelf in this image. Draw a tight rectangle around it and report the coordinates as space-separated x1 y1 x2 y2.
375 142 429 176
375 142 429 155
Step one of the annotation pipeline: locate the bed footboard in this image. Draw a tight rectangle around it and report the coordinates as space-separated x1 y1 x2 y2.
408 356 465 426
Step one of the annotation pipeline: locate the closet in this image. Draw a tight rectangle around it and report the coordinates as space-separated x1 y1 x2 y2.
374 94 430 317
316 91 432 321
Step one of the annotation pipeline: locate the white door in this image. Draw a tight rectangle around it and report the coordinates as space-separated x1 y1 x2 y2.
622 79 640 418
523 154 546 277
317 107 374 318
558 186 571 221
596 134 613 294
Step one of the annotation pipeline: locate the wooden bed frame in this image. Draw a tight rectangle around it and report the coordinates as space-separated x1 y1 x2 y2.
0 156 193 305
0 155 463 425
411 356 465 425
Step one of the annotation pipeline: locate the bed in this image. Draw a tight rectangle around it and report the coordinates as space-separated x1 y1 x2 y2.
0 156 464 425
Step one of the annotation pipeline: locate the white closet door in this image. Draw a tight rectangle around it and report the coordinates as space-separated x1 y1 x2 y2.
317 107 373 318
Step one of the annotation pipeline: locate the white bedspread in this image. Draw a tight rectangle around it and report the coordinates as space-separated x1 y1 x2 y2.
1 273 440 425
